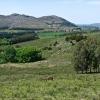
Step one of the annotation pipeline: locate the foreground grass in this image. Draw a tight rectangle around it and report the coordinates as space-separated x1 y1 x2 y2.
0 65 100 100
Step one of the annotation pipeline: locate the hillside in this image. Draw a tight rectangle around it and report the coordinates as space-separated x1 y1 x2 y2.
0 14 76 30
38 15 76 28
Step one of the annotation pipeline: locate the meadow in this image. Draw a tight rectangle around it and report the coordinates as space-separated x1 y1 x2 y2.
0 31 100 99
37 32 65 39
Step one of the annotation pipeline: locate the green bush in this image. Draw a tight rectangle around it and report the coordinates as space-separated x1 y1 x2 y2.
0 38 10 45
16 46 42 63
65 34 87 42
0 46 16 63
0 46 43 63
74 38 100 73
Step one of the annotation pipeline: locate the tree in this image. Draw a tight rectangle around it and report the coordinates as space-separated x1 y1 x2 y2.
74 38 100 73
3 46 16 62
0 46 16 63
0 38 10 46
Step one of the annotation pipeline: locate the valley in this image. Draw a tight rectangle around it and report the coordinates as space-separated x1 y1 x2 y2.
0 14 100 99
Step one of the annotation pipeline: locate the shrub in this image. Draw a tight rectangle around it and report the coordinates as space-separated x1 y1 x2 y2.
0 46 43 63
0 46 16 63
65 34 87 43
42 46 52 50
53 41 59 46
0 38 10 45
74 38 100 73
16 46 42 63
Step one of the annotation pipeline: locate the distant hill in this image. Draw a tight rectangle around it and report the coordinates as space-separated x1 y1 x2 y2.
90 23 100 28
38 15 76 28
78 24 100 30
0 14 77 30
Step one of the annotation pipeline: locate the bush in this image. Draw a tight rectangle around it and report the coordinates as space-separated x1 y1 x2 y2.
0 38 10 45
0 46 43 63
16 46 42 63
0 46 16 63
65 34 87 43
42 46 52 50
74 38 100 73
53 41 59 46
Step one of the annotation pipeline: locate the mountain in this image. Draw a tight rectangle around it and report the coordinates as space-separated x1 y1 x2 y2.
78 24 100 30
78 23 100 29
38 15 76 28
0 13 47 29
0 14 76 30
90 23 100 28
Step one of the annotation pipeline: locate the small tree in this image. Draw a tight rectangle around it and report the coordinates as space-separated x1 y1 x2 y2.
0 46 16 63
74 38 100 73
4 46 16 62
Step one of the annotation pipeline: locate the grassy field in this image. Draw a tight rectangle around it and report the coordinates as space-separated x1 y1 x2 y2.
37 32 65 38
0 66 100 100
0 32 100 99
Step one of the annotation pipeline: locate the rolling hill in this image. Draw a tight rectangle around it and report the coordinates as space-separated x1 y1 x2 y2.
0 14 76 30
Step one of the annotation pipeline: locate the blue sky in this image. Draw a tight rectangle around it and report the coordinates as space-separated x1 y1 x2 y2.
0 0 100 24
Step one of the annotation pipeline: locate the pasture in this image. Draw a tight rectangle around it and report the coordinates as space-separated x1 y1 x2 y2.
0 31 100 99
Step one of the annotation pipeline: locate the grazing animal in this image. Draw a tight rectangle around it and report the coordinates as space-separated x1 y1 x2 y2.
41 76 54 81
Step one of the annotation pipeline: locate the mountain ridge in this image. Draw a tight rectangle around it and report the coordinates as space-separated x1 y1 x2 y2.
90 23 100 28
0 13 77 30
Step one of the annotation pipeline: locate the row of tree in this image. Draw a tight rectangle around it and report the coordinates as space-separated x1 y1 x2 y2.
0 34 38 45
10 33 38 44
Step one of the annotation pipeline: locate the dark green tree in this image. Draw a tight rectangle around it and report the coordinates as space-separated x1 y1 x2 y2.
74 38 100 73
0 46 16 63
4 46 16 62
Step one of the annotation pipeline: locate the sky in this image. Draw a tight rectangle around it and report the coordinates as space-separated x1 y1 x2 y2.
0 0 100 24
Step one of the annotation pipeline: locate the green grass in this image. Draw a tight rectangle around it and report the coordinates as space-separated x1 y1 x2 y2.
38 32 65 38
0 31 100 99
0 65 100 99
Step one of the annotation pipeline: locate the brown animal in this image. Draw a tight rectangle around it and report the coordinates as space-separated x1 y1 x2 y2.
41 76 54 81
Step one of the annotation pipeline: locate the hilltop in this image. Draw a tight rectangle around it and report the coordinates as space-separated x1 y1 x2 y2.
0 14 76 30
